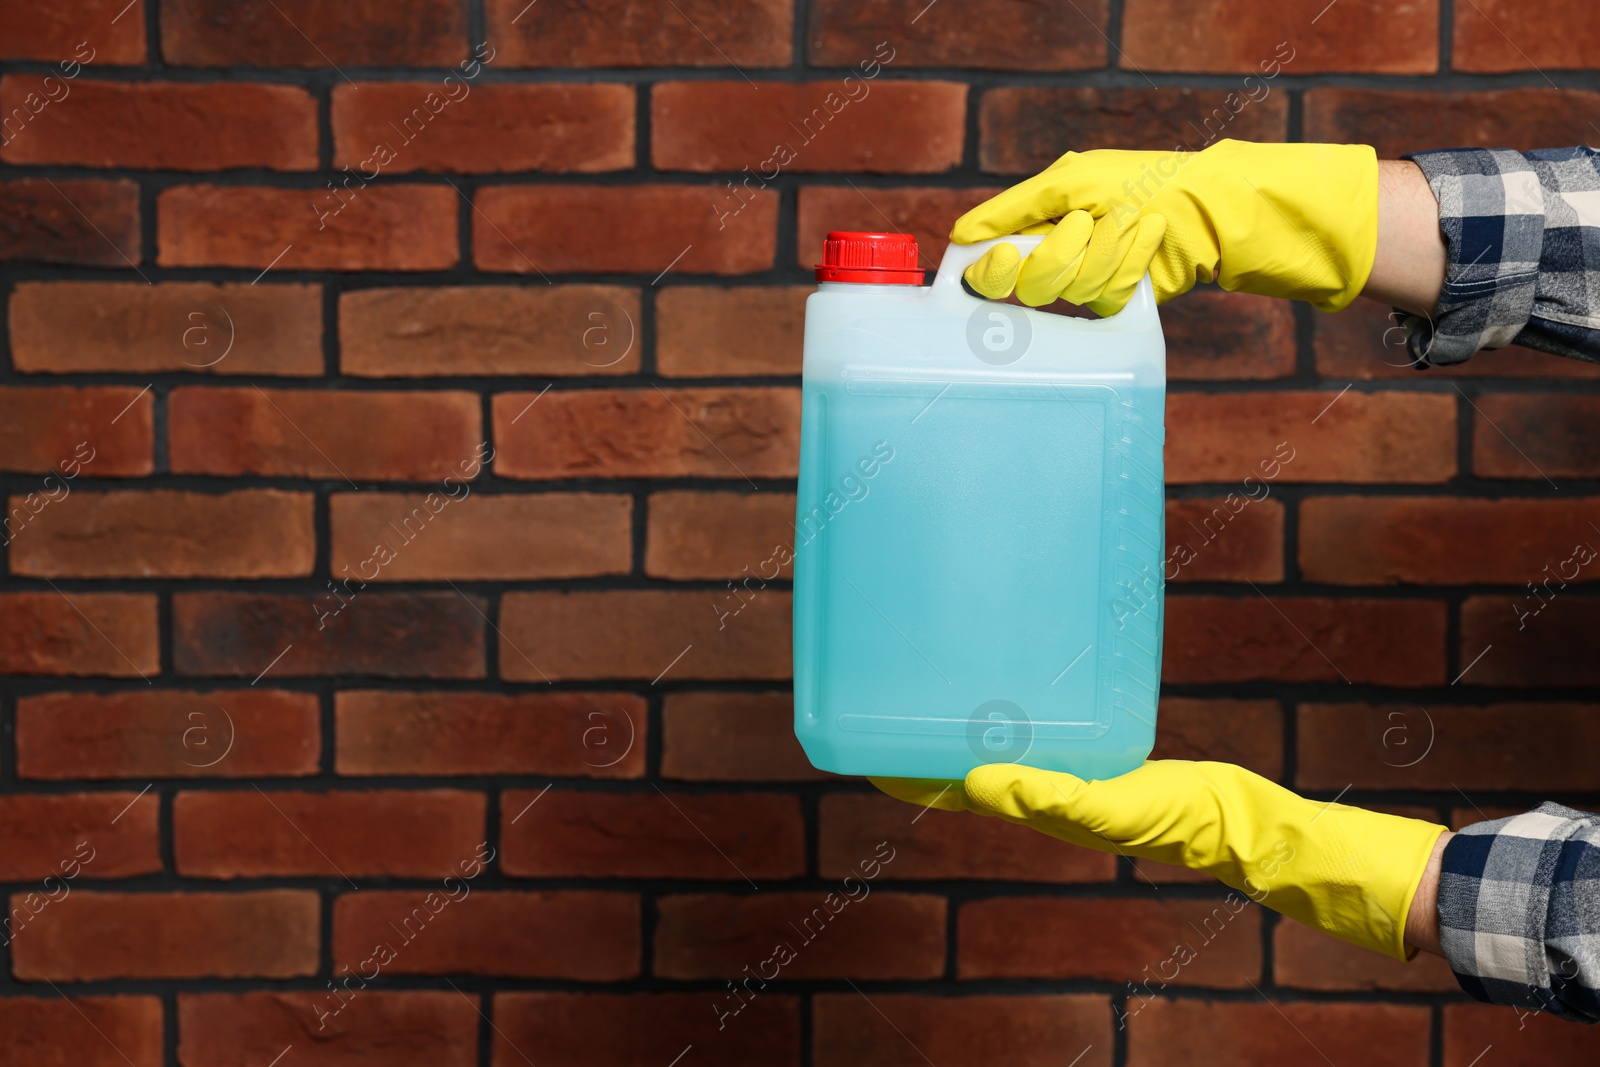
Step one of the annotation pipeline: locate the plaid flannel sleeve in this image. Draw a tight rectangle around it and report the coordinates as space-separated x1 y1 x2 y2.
1438 802 1600 1022
1392 146 1600 367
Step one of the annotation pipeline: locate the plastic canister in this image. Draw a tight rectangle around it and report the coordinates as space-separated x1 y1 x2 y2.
793 231 1166 780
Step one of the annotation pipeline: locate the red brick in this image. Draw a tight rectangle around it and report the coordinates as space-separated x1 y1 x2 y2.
492 992 800 1067
1122 0 1437 73
0 996 161 1067
653 80 965 174
473 185 775 275
814 994 1111 1067
1274 920 1459 991
1150 698 1284 779
339 285 642 377
1162 290 1296 381
0 792 157 881
1462 596 1600 687
654 892 945 979
1131 859 1218 885
1305 88 1600 159
1166 496 1284 582
10 282 324 376
332 82 633 173
10 490 314 578
168 387 480 480
810 1 1104 70
1315 299 1600 380
796 186 1002 272
981 87 1287 174
1297 703 1600 791
1300 496 1600 585
163 0 467 66
176 789 486 878
819 794 1115 883
0 178 138 266
1 77 316 170
960 896 1261 984
498 590 791 681
0 385 151 475
494 387 798 480
1472 393 1600 479
0 1 144 63
487 0 790 68
16 689 320 780
1126 1000 1430 1067
656 286 808 377
1167 391 1456 484
501 790 804 880
173 592 485 679
180 992 478 1067
158 185 458 271
336 690 646 779
1443 1001 1600 1064
330 491 630 581
661 691 828 782
1164 595 1446 686
1454 0 1600 73
646 490 794 579
12 890 318 979
0 592 157 677
1450 807 1522 832
333 890 638 979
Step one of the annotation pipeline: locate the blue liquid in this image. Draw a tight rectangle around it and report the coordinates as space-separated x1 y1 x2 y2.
793 285 1165 781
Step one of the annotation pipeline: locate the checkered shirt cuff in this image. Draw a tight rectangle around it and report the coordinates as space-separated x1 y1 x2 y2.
1438 802 1600 1023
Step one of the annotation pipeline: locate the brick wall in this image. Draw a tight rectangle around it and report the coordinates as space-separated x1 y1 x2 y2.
2 1 1599 1064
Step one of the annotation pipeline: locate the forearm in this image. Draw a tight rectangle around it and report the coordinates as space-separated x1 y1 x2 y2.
1360 159 1447 317
1378 146 1600 365
1403 830 1450 957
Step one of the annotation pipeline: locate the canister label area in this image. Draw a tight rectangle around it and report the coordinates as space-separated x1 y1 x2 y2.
966 303 1033 366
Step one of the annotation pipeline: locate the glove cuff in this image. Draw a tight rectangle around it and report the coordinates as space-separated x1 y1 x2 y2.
1315 142 1381 313
1308 805 1448 961
1204 140 1380 312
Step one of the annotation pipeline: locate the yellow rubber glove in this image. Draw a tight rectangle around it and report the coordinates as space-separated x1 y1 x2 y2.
953 139 1380 316
874 760 1445 961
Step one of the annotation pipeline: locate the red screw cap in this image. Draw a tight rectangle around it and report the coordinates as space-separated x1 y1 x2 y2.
816 231 925 284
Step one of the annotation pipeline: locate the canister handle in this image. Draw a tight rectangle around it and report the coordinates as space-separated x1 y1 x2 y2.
932 235 1158 328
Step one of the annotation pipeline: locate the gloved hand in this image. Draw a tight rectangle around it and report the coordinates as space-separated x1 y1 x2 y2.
953 138 1380 316
873 760 1445 961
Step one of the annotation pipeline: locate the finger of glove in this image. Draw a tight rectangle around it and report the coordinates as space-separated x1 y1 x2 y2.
961 242 1022 300
868 776 970 813
1084 213 1169 317
950 165 1104 243
1059 210 1143 306
1010 210 1095 307
950 152 1139 243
